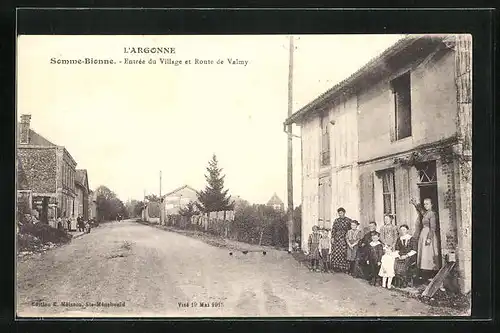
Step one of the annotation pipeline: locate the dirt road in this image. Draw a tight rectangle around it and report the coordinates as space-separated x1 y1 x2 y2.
16 220 465 317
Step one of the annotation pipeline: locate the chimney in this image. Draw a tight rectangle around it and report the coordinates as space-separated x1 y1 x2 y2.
20 114 31 144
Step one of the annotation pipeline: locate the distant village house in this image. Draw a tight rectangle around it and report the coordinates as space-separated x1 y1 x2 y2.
267 193 285 211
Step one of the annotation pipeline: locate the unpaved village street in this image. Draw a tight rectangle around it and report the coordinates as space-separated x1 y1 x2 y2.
17 220 464 317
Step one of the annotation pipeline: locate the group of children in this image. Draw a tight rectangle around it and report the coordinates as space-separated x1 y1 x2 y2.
308 214 401 289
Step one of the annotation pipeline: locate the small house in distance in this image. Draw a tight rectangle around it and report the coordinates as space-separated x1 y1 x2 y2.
162 185 199 215
267 193 284 211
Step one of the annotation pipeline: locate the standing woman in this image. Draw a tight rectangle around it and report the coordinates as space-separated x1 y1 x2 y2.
330 207 352 273
410 197 441 280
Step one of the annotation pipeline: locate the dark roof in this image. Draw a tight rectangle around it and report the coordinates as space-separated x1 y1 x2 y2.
284 35 449 125
75 169 89 191
163 185 198 198
267 193 284 206
17 123 57 146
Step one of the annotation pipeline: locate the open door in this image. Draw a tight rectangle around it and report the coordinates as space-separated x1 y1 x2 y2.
416 160 442 270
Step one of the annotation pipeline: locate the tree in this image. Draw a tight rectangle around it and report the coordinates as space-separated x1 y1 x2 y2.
196 154 234 212
133 201 146 217
95 185 127 221
145 194 161 203
293 205 302 241
126 199 142 218
178 201 198 219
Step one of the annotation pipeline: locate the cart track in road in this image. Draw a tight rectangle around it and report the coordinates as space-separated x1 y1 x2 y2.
16 220 466 317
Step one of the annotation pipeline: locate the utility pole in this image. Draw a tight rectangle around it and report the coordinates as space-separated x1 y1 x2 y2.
159 170 163 225
159 170 162 198
287 35 294 253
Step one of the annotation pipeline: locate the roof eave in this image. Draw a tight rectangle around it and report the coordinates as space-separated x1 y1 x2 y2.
284 35 444 126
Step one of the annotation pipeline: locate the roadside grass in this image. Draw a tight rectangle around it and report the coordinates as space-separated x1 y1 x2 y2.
135 220 283 254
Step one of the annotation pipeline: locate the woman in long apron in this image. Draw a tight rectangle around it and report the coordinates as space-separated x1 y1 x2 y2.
330 207 352 273
411 197 441 281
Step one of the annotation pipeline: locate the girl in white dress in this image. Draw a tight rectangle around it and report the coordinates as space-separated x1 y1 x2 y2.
379 245 396 289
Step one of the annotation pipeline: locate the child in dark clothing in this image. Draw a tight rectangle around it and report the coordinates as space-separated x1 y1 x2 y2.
367 232 384 286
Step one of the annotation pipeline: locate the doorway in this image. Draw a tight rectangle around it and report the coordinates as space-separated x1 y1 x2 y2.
416 160 442 267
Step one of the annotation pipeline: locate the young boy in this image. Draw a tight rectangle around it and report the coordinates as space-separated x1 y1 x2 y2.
346 220 362 275
318 229 332 272
367 231 384 286
358 221 378 280
307 226 321 272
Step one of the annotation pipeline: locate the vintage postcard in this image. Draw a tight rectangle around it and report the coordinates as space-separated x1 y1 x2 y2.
16 34 472 317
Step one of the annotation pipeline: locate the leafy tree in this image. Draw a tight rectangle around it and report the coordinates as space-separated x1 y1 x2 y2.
133 201 146 217
293 205 302 241
196 154 234 212
95 185 127 221
232 203 287 247
145 194 161 203
178 201 198 219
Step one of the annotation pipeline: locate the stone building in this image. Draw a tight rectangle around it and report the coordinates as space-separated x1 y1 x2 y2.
17 114 79 224
75 169 90 220
284 35 472 293
88 189 98 220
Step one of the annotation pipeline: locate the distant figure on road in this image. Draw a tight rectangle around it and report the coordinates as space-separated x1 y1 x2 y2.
57 217 63 231
65 214 71 231
77 216 85 232
85 220 91 233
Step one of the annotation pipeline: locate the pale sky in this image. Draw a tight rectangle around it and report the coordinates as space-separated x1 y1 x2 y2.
17 34 404 205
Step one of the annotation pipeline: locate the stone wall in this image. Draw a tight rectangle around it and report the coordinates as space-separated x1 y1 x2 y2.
17 147 57 194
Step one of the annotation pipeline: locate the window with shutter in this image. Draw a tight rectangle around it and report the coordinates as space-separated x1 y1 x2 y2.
391 72 412 141
320 113 330 166
377 169 396 220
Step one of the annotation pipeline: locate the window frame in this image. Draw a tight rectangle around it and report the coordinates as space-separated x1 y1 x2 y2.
320 113 330 166
391 71 412 141
378 168 397 222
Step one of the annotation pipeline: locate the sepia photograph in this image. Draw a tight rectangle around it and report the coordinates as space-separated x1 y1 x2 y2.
16 33 472 317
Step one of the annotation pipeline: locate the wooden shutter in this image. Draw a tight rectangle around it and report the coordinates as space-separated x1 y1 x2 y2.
359 171 375 226
395 167 410 226
389 88 396 142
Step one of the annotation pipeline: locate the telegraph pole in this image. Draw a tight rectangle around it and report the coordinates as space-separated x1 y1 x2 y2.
159 170 163 224
287 35 294 253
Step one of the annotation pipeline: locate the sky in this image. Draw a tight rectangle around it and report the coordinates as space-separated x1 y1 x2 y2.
17 34 404 205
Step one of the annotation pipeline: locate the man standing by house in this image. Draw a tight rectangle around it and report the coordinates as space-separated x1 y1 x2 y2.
64 212 71 231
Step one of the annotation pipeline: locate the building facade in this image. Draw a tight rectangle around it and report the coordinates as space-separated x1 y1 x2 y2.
285 35 472 293
88 190 98 220
75 169 90 220
267 193 285 211
162 185 199 216
17 114 78 224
